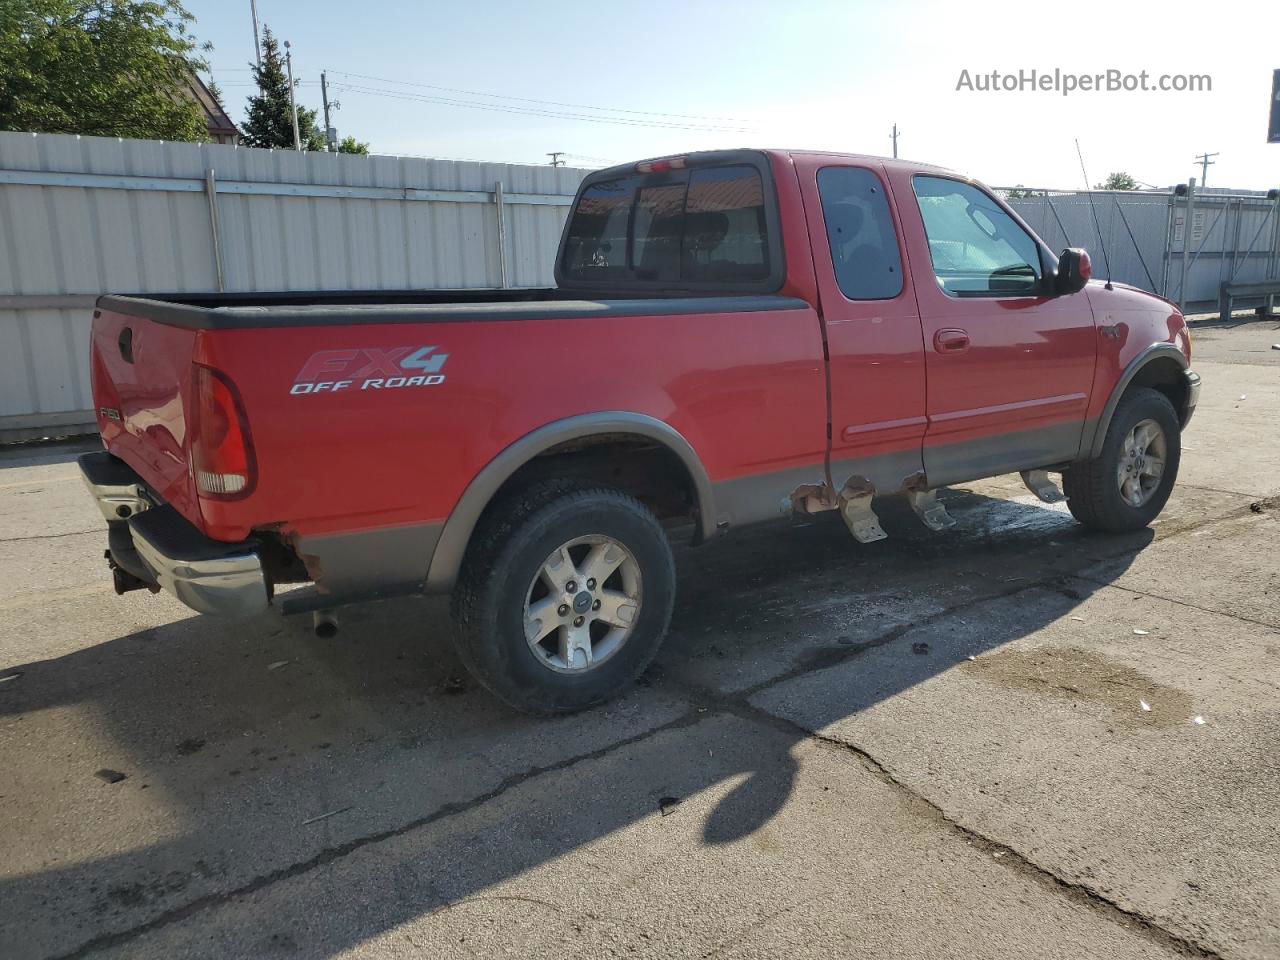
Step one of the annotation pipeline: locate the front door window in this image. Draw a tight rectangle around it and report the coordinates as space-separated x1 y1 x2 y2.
913 176 1043 297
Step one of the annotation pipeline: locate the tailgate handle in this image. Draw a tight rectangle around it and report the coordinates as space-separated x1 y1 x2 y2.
118 326 134 364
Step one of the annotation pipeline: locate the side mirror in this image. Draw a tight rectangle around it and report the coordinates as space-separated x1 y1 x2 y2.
1054 247 1092 296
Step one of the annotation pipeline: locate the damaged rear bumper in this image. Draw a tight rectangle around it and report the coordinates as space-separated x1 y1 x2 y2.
79 452 269 617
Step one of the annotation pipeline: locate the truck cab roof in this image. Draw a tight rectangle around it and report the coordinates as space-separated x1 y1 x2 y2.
592 148 960 181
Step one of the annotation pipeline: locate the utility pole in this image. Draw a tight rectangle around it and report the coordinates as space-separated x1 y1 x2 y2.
249 0 261 69
321 71 336 150
891 123 899 159
1194 151 1218 188
547 152 565 167
284 41 301 150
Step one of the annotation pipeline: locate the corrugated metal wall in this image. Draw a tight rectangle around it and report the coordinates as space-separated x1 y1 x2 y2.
1006 190 1280 306
1008 192 1170 295
0 131 589 441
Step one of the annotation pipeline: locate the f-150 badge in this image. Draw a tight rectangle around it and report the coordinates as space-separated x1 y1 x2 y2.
289 346 448 395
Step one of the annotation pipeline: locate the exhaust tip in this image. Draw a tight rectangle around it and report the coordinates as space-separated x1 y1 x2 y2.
313 611 339 639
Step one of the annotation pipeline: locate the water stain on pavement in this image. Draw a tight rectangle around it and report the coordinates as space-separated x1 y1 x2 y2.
963 646 1194 726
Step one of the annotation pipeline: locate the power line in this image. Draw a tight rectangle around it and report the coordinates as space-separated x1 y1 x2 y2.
326 69 750 123
332 82 751 131
328 82 754 132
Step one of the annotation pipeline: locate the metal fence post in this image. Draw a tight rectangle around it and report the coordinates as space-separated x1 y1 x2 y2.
1178 177 1195 310
204 168 225 292
1044 194 1071 247
1113 196 1156 293
1225 200 1235 283
1160 192 1174 296
1271 192 1280 280
1106 193 1118 281
1225 198 1242 286
494 180 508 289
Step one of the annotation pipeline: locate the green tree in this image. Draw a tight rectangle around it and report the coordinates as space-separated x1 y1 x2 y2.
337 135 369 155
0 0 209 141
241 25 323 150
1096 172 1139 191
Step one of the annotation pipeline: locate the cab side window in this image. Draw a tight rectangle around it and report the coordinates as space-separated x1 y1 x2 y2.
817 166 903 300
912 176 1043 297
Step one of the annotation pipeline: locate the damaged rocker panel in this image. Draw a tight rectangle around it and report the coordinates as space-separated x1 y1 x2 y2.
285 423 1087 610
838 478 888 543
906 488 957 531
1020 469 1065 504
741 425 1088 545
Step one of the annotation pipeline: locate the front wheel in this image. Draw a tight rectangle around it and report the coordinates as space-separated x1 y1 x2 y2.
1063 386 1181 533
451 481 676 715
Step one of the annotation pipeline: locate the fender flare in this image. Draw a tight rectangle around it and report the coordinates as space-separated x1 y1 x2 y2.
424 412 716 591
1084 343 1188 459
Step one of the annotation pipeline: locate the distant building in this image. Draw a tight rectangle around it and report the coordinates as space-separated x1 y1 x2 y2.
185 74 240 145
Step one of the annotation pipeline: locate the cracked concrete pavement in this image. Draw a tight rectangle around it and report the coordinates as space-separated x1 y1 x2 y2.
1 317 1277 959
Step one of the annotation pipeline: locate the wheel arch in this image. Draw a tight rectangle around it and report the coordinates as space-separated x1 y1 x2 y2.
1085 344 1188 459
425 412 715 592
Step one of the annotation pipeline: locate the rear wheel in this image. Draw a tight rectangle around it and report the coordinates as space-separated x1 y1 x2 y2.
451 481 675 715
1063 387 1181 533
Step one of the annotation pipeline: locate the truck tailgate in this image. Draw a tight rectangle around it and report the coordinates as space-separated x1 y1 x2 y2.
90 305 203 527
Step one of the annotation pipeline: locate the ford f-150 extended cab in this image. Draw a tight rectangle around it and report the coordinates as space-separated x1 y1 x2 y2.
80 149 1199 713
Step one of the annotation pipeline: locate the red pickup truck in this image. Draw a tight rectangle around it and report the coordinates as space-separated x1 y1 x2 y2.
80 149 1199 713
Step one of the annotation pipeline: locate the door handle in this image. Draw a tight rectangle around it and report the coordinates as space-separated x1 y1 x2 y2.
933 328 970 353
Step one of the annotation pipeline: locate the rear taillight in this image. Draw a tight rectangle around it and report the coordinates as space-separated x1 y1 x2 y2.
192 364 256 499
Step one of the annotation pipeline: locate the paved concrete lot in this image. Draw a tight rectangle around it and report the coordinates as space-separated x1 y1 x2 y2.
1 318 1277 959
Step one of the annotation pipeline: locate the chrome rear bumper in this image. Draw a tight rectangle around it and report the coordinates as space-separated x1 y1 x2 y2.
129 507 269 616
79 452 269 617
77 450 151 522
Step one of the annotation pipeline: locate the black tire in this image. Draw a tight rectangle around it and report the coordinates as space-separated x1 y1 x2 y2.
1063 386 1181 533
451 480 675 715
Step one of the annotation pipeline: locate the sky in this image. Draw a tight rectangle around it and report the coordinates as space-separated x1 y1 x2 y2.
191 0 1280 190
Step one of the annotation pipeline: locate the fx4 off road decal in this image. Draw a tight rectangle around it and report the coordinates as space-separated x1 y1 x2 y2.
289 346 448 395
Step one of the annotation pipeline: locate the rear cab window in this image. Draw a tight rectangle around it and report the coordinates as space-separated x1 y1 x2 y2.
559 152 782 293
912 175 1046 297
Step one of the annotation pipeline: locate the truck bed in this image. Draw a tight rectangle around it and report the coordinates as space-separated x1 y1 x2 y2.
90 288 820 546
97 290 804 330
